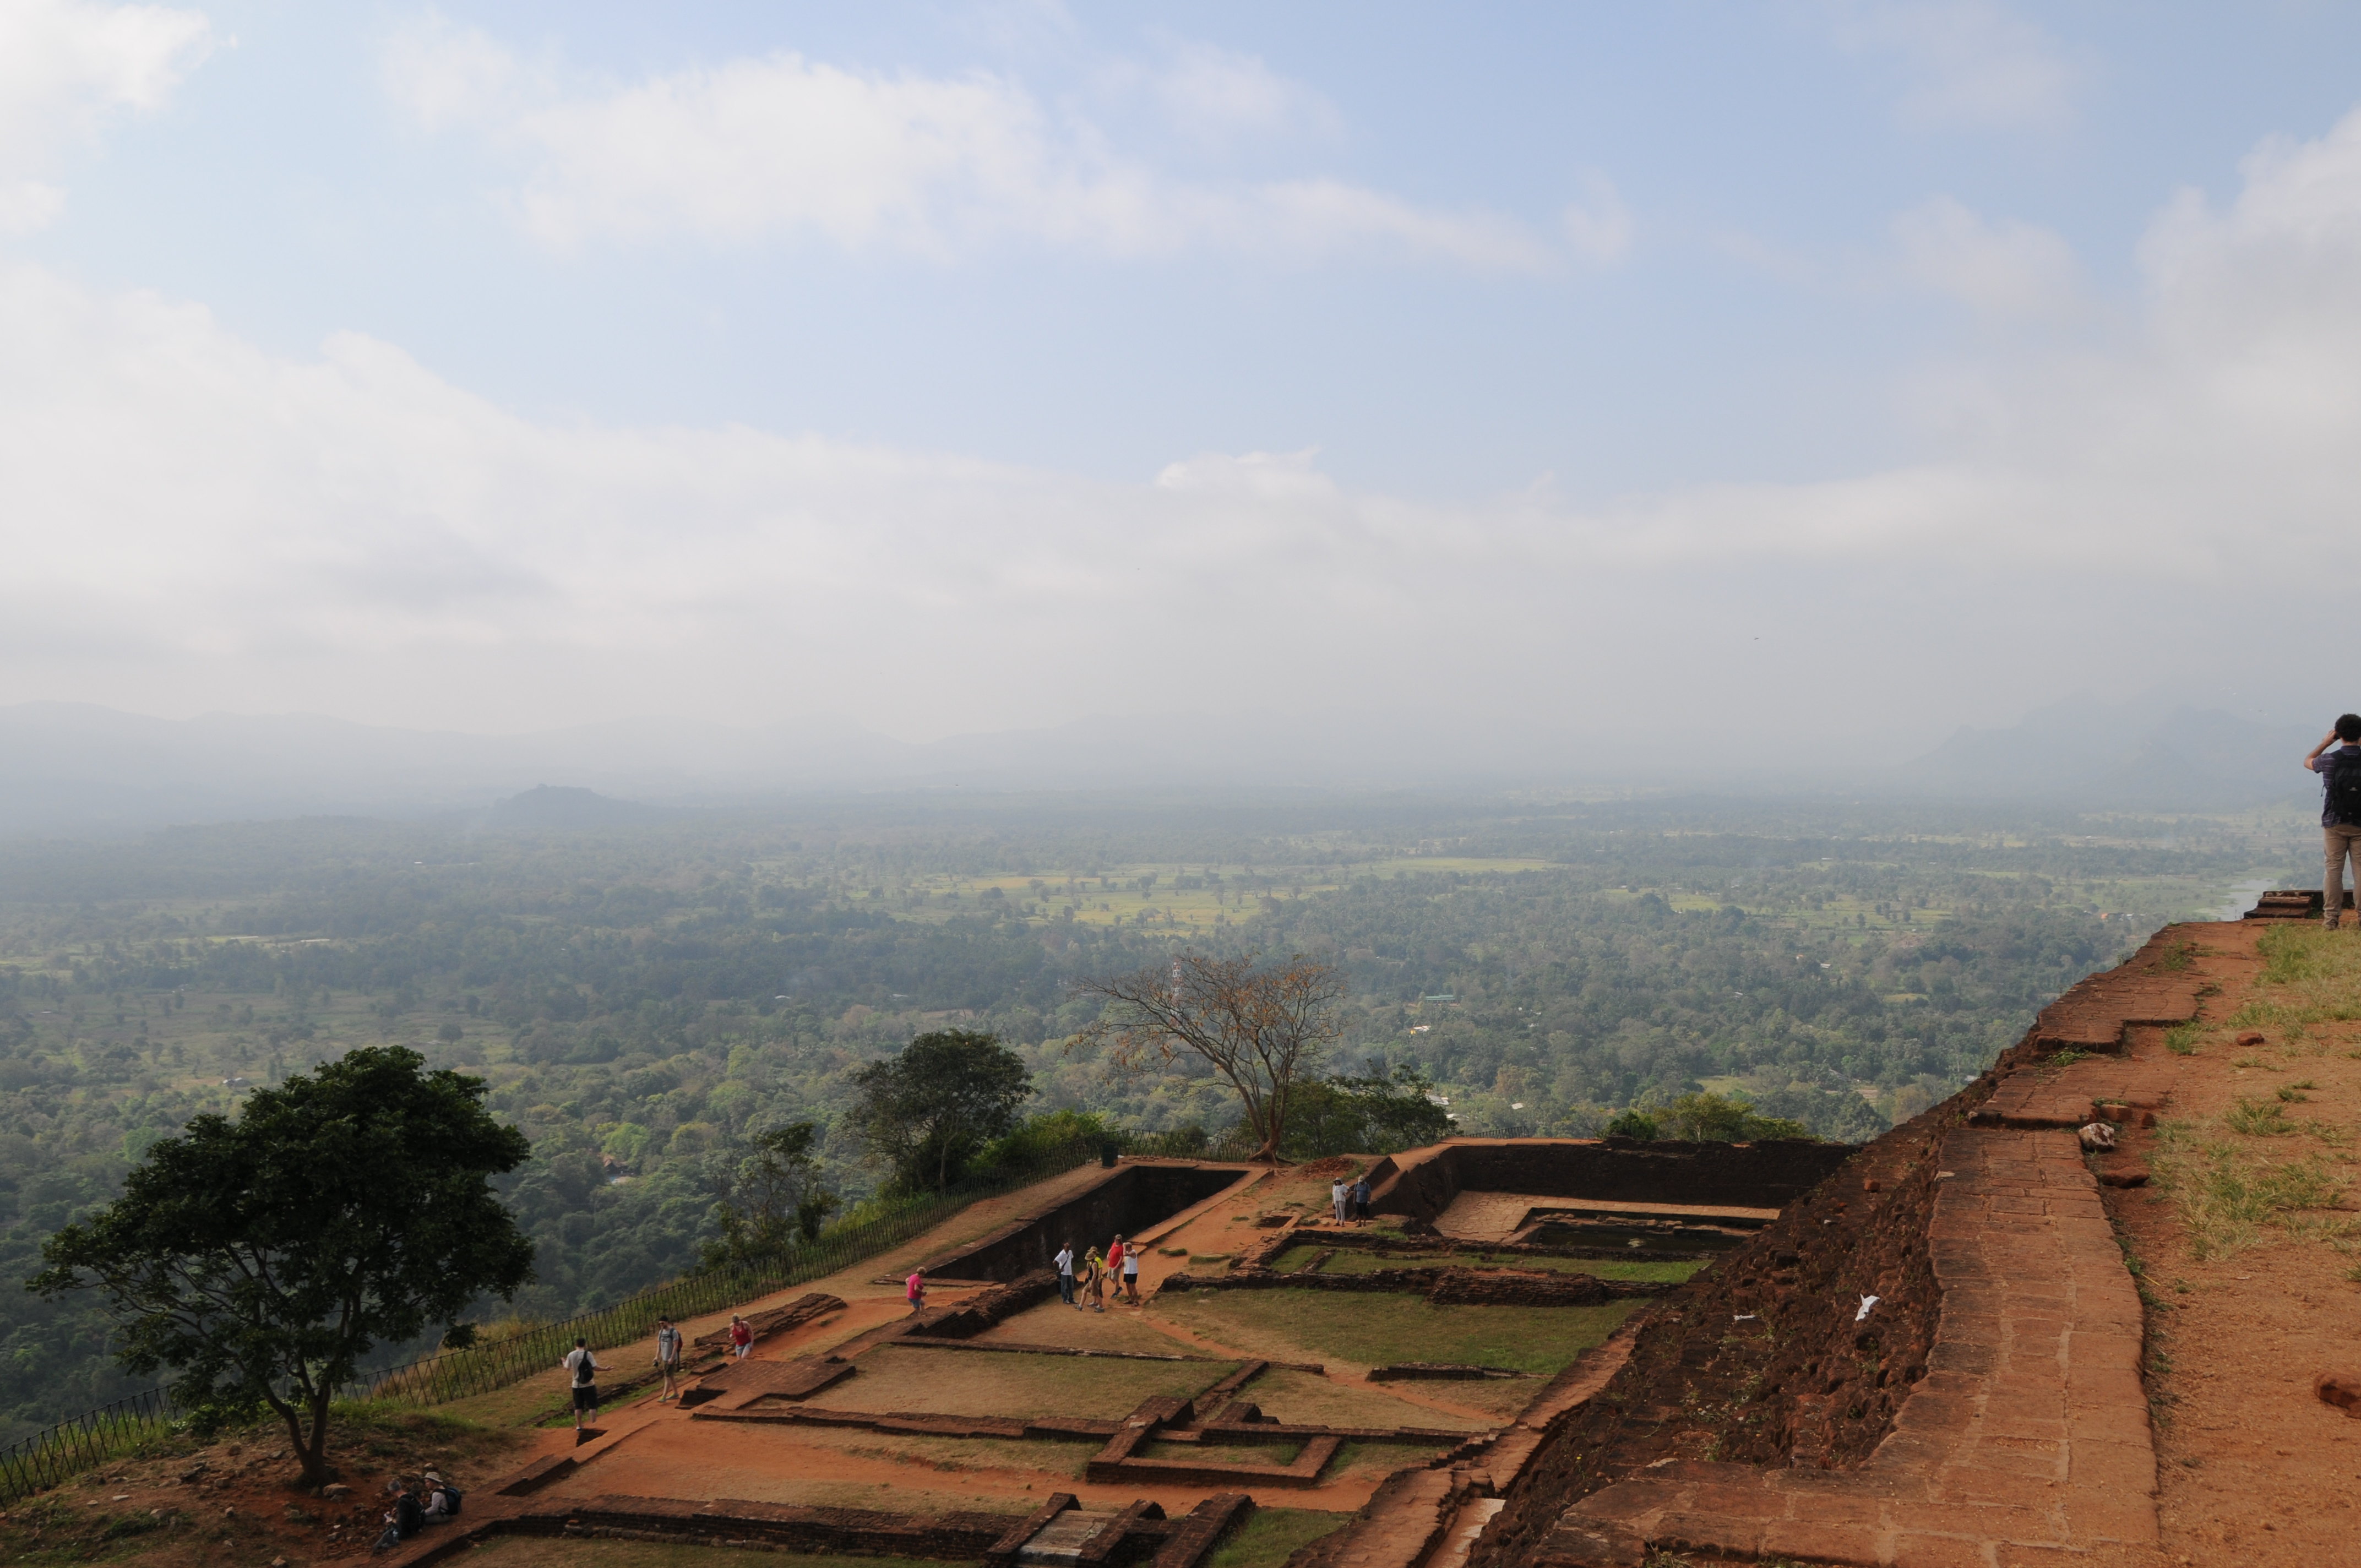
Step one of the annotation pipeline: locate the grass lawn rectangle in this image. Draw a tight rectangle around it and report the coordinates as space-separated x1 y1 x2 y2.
470 1539 971 1568
1158 1289 1641 1375
1237 1366 1492 1431
1206 1507 1352 1568
1138 1437 1305 1466
1268 1245 1701 1284
802 1343 1238 1419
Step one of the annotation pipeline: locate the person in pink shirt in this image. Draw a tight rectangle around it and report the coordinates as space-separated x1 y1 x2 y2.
906 1267 927 1314
727 1315 753 1359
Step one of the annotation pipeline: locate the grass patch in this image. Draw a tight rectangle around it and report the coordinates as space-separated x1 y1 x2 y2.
1158 1288 1640 1375
2151 1119 2349 1259
2164 1022 2204 1055
1140 1438 1304 1466
1330 1439 1453 1479
1243 1367 1492 1431
1205 1507 1352 1568
820 1428 1094 1479
2235 925 2361 1027
2226 1098 2299 1136
802 1344 1237 1419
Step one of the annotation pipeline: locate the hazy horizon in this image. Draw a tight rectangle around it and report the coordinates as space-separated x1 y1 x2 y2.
8 4 2361 767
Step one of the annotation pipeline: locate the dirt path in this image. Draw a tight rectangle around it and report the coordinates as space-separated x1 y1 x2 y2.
2092 919 2361 1565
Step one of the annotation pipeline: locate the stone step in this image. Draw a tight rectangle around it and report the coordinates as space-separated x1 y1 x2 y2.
1020 1510 1119 1561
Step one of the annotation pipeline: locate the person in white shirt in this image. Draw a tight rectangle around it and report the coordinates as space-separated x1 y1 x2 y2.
1331 1179 1348 1224
653 1316 683 1402
1054 1242 1076 1306
561 1338 600 1435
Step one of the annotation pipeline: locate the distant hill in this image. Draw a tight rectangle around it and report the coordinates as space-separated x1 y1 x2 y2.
486 785 672 829
1886 697 2318 810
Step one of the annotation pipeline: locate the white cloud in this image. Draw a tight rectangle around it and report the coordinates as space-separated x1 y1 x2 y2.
385 25 1548 269
1560 173 1633 265
1893 196 2080 317
1827 1 2075 132
1149 39 1340 147
14 102 2361 755
0 0 211 228
379 11 515 133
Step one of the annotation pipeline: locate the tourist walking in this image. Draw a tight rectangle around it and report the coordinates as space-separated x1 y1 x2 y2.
561 1337 601 1436
654 1315 683 1401
1055 1240 1078 1306
1121 1238 1142 1303
727 1314 753 1359
1085 1248 1107 1312
2308 714 2361 929
906 1267 928 1314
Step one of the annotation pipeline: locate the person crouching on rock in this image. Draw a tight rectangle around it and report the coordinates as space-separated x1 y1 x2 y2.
373 1477 423 1551
2308 712 2361 930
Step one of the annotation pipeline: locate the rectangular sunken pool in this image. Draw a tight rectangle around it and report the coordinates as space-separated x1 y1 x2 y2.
915 1162 1252 1282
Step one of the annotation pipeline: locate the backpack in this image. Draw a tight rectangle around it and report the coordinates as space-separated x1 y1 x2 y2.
439 1483 463 1517
395 1493 425 1537
2332 750 2361 824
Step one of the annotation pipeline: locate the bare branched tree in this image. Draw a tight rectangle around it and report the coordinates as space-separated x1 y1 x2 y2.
1071 952 1346 1162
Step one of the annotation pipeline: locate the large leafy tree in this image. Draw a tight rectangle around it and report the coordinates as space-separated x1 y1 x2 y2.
1283 1066 1454 1158
846 1030 1031 1192
703 1121 839 1268
29 1047 533 1485
1073 951 1346 1162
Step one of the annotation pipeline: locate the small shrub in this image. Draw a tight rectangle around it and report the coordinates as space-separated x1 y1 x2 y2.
2164 1023 2203 1056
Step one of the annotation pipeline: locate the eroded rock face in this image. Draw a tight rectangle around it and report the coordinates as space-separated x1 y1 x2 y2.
1469 1090 1978 1568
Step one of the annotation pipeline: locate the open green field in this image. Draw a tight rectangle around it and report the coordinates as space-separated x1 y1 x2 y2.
1156 1289 1642 1376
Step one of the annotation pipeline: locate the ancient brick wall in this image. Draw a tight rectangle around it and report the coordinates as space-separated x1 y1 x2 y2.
918 1163 1248 1282
1369 1138 1855 1227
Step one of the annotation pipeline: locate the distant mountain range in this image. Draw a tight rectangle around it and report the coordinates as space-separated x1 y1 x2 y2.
0 694 2329 836
1885 696 2319 812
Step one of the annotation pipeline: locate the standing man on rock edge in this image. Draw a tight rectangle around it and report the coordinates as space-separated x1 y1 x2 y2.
2305 712 2361 929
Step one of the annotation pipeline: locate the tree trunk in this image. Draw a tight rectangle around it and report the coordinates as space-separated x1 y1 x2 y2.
299 1390 337 1486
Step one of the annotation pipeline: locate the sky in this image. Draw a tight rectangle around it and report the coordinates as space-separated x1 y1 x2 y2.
6 1 2361 771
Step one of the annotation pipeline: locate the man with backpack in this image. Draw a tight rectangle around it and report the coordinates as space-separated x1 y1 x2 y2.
422 1470 463 1521
2306 714 2361 929
562 1337 601 1439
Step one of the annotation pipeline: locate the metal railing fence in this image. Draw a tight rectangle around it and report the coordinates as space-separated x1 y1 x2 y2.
0 1128 1212 1500
0 1386 177 1506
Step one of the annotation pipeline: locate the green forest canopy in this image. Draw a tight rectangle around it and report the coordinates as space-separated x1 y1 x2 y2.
0 790 2298 1439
